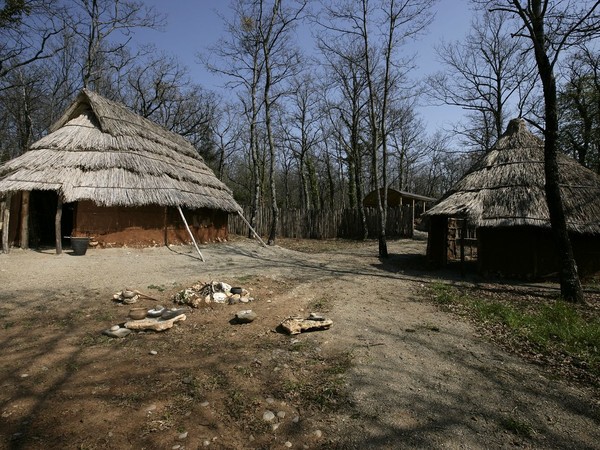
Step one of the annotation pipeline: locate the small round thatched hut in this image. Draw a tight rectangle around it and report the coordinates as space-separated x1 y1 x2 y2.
422 118 600 278
0 89 242 252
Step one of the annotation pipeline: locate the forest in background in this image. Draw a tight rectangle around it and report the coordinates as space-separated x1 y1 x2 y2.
1 0 600 219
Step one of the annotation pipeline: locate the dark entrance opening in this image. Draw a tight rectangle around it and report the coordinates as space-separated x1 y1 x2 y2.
29 191 75 248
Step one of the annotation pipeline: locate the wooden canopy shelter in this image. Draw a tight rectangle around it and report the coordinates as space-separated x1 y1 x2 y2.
422 118 600 278
0 89 242 253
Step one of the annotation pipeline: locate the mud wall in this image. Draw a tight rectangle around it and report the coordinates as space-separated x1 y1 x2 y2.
73 201 229 247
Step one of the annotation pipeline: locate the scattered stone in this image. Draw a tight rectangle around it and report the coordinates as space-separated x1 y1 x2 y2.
20 374 28 378
200 401 210 407
292 415 300 423
172 445 181 450
314 430 322 438
212 292 227 303
277 411 286 419
178 431 188 440
125 314 186 332
284 442 292 448
266 397 275 404
161 308 187 320
102 327 132 338
263 410 276 422
147 306 165 318
173 281 253 307
109 325 120 332
233 310 257 324
272 423 280 431
279 315 333 335
203 441 210 446
149 350 158 355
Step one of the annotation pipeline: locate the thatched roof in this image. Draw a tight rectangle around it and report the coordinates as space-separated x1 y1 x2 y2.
423 118 600 235
0 89 242 213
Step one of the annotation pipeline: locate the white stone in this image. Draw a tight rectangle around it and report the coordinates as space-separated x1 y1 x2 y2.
178 431 188 440
263 410 275 422
277 411 286 419
212 292 227 303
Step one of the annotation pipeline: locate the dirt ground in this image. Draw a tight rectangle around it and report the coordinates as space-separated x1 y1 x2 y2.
0 235 598 449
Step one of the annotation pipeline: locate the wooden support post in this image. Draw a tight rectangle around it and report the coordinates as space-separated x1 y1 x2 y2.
460 218 467 278
20 191 30 249
2 193 11 254
55 196 63 255
238 210 267 247
177 206 205 262
163 206 168 246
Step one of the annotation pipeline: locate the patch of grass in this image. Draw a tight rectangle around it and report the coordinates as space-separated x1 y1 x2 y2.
277 351 352 412
307 295 333 312
429 283 600 379
147 284 166 292
500 416 533 438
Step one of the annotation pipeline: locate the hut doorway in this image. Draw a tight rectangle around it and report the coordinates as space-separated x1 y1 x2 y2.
29 191 74 247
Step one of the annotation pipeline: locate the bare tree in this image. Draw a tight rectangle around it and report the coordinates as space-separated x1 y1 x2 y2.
319 0 436 256
427 8 536 153
482 0 600 303
204 0 267 239
0 0 66 85
559 46 600 172
68 0 164 92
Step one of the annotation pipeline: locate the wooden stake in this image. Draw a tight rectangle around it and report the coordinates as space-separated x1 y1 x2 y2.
2 193 11 254
177 206 205 262
20 191 30 249
237 210 267 247
55 196 63 255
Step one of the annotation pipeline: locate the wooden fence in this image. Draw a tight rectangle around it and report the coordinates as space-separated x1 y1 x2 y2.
228 205 414 240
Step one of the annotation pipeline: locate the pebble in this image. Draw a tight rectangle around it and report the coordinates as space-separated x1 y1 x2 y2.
292 415 300 423
203 440 211 446
262 410 275 422
266 397 275 404
178 431 188 440
277 411 286 419
172 445 181 450
20 374 29 378
110 325 120 331
314 430 322 438
149 350 158 355
102 327 132 338
284 442 292 448
200 401 210 407
271 423 280 431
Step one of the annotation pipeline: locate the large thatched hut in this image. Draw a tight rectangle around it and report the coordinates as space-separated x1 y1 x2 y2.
0 89 242 252
423 118 600 278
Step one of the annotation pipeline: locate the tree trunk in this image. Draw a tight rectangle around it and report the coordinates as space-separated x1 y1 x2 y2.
529 1 584 303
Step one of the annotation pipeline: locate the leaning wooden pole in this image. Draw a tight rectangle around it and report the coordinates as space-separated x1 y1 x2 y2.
2 193 11 254
238 210 267 247
177 206 205 262
55 196 63 255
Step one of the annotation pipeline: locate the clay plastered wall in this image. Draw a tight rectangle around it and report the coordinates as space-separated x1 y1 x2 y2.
73 201 228 247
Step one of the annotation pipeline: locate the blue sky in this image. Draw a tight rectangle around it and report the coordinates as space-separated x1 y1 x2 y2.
133 0 474 134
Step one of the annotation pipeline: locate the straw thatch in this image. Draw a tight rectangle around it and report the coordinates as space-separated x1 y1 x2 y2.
0 89 242 213
423 118 600 235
